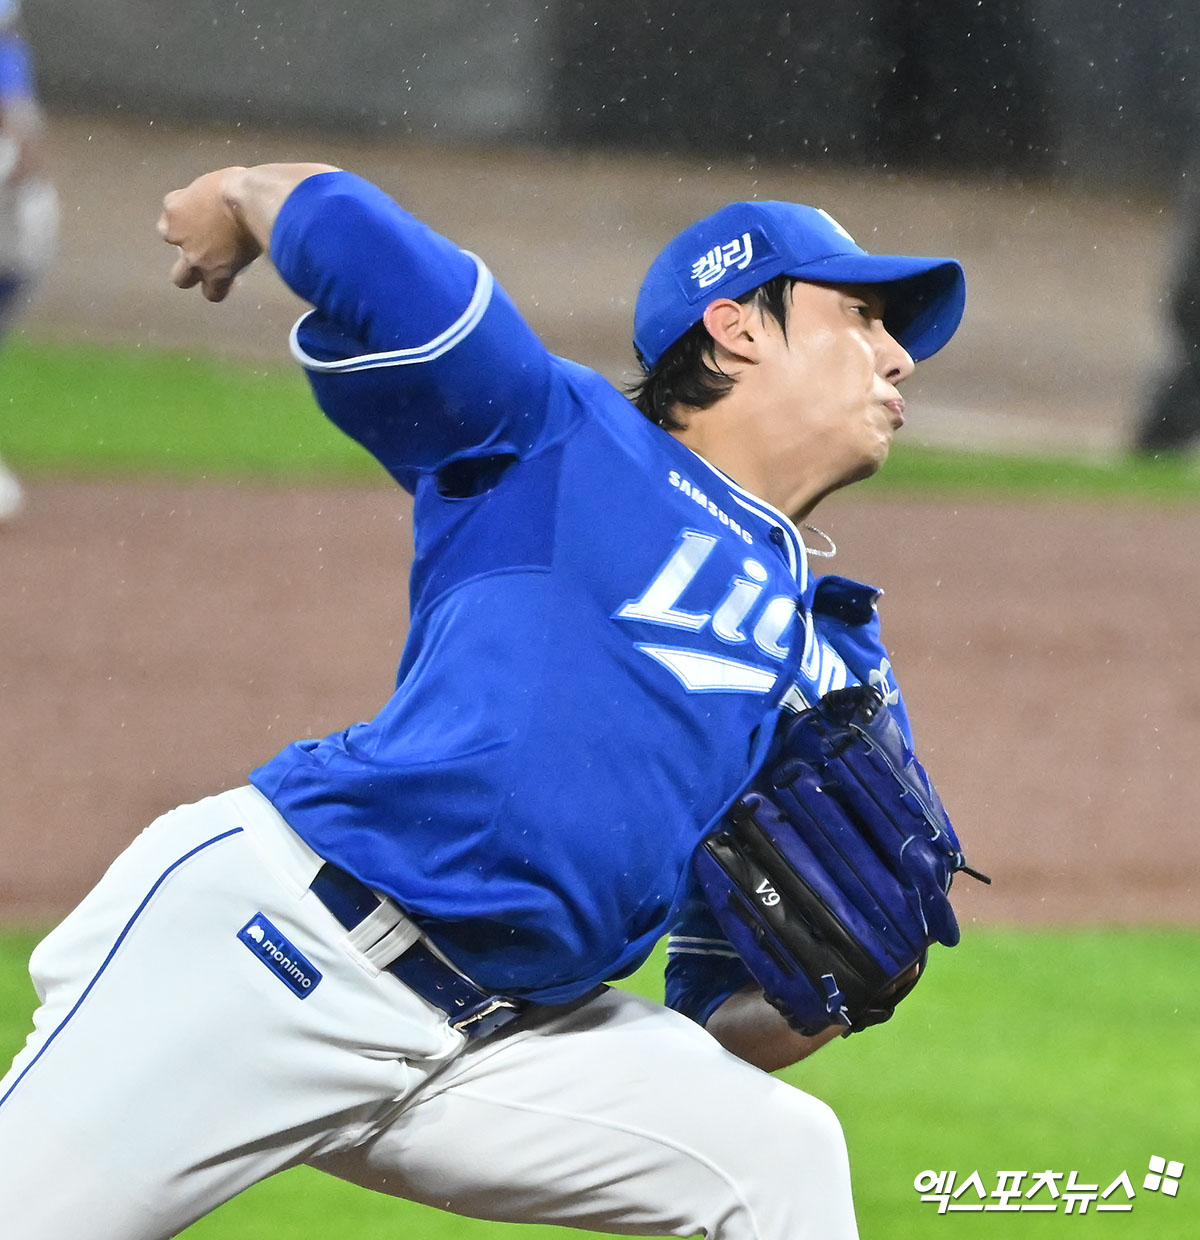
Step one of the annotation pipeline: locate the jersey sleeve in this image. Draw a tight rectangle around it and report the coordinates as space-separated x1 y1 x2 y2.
664 875 755 1027
269 171 558 491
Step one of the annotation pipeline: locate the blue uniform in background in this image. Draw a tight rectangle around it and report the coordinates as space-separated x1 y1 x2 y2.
0 0 58 523
251 171 911 1015
0 26 32 101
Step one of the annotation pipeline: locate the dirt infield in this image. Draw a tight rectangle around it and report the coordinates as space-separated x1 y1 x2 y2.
4 480 1198 929
1 115 1197 929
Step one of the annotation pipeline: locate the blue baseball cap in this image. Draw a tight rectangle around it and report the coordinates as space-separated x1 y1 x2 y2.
633 200 966 371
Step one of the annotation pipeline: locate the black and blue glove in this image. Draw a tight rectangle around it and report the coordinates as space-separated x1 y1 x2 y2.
694 685 988 1036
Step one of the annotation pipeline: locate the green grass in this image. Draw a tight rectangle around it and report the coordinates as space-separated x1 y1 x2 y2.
0 338 380 481
2 927 1196 1237
4 336 1200 501
871 442 1200 504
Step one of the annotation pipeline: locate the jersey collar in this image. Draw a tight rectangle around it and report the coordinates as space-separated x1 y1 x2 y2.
675 444 809 592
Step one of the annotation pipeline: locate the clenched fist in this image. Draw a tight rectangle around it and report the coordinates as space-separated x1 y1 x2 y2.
157 166 263 303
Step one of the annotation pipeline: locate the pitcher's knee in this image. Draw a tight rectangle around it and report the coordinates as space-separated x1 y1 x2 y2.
692 1088 857 1239
761 1089 852 1191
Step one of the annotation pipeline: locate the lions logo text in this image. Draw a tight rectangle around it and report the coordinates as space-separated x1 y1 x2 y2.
616 529 850 697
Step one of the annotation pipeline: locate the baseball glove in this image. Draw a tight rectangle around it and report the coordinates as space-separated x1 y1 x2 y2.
694 685 988 1037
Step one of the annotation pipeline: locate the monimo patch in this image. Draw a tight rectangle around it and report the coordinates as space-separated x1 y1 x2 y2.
238 913 322 998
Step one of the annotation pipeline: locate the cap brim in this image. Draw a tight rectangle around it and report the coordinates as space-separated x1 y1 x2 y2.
788 254 966 362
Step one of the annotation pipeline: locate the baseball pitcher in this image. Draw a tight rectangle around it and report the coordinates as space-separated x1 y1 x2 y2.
0 162 971 1239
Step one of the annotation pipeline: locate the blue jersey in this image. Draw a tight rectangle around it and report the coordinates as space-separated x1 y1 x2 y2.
250 172 909 1007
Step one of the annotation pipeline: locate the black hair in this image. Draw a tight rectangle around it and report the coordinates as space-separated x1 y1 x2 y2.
627 275 797 430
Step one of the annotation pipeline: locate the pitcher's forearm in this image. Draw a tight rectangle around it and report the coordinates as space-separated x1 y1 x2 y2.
706 987 843 1073
221 163 340 251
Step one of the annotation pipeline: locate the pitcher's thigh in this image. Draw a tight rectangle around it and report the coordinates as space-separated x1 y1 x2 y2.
0 795 427 1240
315 989 859 1240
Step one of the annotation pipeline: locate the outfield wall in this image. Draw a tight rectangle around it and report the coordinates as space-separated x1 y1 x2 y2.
21 0 554 139
21 0 1200 191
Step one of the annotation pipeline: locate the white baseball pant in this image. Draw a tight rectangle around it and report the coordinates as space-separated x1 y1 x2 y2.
0 786 859 1239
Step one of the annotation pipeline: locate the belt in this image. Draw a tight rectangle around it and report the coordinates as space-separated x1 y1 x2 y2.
310 862 528 1039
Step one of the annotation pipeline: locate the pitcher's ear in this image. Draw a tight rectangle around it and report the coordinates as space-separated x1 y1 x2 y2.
702 298 761 364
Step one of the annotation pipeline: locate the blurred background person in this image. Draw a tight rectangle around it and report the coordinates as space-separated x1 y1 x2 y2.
0 0 57 522
1132 162 1200 456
